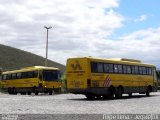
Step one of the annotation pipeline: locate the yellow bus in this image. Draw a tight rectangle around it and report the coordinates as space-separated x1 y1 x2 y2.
66 57 158 99
0 66 61 95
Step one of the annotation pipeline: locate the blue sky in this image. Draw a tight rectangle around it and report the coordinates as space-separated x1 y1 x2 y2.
0 0 160 68
113 0 160 37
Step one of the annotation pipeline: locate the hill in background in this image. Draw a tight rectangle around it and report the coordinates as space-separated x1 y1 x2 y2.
0 44 65 73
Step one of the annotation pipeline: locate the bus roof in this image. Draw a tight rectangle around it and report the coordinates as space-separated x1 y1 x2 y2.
3 66 59 74
67 57 155 67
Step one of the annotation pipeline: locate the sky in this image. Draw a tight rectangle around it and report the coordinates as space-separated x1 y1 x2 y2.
0 0 160 68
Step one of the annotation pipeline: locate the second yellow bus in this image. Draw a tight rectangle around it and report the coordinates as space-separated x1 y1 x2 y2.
66 57 158 99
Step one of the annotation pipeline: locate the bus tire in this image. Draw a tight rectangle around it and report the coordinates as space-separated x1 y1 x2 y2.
33 87 39 95
21 92 26 95
8 88 12 94
85 94 95 100
96 95 101 99
128 93 132 97
12 87 17 95
115 86 123 99
109 86 115 98
146 87 150 97
49 91 53 95
28 92 31 95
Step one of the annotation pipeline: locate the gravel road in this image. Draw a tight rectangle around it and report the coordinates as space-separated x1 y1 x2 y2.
0 92 160 114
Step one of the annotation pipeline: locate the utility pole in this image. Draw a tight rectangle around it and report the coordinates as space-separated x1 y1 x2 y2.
44 26 52 67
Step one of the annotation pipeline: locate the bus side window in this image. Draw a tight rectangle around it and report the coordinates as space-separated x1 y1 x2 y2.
108 64 114 73
123 65 127 74
146 67 149 75
17 73 22 79
139 67 143 75
2 74 7 80
97 63 103 73
22 72 28 79
34 71 38 78
114 64 118 73
6 74 12 80
148 68 152 75
135 66 139 74
28 71 34 78
126 66 131 74
142 67 146 75
91 62 98 73
118 65 122 73
12 73 17 79
131 66 135 74
104 64 109 73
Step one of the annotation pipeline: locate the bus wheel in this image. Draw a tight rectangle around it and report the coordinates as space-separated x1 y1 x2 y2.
49 91 53 95
103 95 108 100
96 95 101 100
8 88 12 94
21 92 26 95
85 94 95 100
12 88 17 95
28 92 31 95
33 87 38 95
115 86 123 99
109 86 115 98
128 93 132 97
35 92 39 95
146 87 150 97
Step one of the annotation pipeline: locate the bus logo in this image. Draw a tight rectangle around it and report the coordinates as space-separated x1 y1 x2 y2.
103 75 111 87
71 60 82 70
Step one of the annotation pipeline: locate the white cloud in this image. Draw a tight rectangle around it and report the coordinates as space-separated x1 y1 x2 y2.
1 0 160 69
134 15 147 22
0 0 123 64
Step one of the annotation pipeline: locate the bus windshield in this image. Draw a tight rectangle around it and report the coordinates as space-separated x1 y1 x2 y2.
42 70 60 81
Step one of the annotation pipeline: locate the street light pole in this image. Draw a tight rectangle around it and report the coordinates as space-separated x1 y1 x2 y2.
44 26 52 67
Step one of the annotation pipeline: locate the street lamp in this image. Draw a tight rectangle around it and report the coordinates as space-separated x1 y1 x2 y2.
44 26 52 67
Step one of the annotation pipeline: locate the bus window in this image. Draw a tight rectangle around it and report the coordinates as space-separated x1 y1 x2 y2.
97 63 103 73
104 63 113 73
12 73 17 79
43 70 60 81
126 66 131 74
135 66 139 74
2 74 7 80
149 68 152 75
17 73 22 79
139 67 143 75
118 65 122 73
91 62 103 73
114 64 118 73
6 74 12 80
91 62 98 73
123 65 127 73
131 66 135 74
142 67 146 75
33 71 38 78
104 64 109 73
